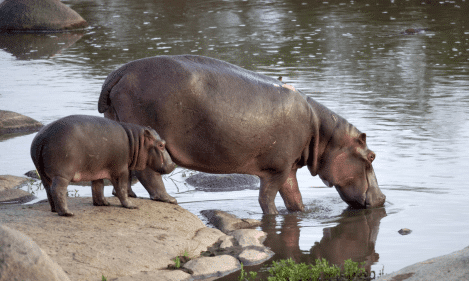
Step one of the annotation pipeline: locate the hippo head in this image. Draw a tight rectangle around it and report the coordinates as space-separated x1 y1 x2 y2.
308 116 385 209
141 129 177 174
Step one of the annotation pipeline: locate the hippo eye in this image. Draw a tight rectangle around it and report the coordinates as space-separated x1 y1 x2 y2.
157 143 164 150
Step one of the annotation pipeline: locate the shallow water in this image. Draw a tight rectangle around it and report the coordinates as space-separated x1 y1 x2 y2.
1 0 469 277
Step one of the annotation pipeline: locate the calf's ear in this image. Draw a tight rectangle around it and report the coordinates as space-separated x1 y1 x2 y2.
358 133 366 146
143 129 156 145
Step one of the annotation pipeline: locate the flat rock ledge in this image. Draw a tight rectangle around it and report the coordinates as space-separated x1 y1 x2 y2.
0 175 36 204
376 245 469 281
0 197 230 281
0 110 43 137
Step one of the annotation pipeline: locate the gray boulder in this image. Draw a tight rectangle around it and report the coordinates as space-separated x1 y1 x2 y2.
0 110 43 137
0 225 70 281
201 209 261 233
0 0 88 32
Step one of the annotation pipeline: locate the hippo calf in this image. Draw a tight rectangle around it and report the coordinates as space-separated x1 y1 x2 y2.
30 115 176 216
98 55 386 214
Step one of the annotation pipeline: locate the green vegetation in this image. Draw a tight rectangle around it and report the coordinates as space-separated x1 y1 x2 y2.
101 275 107 281
239 258 373 281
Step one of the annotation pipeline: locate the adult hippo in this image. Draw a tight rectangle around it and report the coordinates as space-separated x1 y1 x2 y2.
98 55 385 214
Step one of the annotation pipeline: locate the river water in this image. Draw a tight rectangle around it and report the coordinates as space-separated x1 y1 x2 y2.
1 0 468 278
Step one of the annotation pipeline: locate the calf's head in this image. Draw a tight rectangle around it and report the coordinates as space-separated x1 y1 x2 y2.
310 121 385 209
141 129 176 174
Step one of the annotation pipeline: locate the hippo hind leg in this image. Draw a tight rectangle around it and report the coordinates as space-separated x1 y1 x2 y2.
111 173 137 209
134 168 177 204
92 179 110 206
37 171 56 212
51 176 74 216
278 168 305 212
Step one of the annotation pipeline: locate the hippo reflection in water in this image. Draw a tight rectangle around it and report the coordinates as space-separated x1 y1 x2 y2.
98 55 386 214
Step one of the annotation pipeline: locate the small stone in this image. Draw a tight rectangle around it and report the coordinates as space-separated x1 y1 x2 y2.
398 228 412 235
230 229 267 247
183 255 240 279
238 247 274 266
219 236 235 249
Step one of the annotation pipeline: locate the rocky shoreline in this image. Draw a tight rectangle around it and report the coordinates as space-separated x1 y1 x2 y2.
0 174 273 281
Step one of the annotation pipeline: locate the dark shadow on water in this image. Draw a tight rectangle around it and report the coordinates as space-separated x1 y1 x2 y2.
221 207 386 280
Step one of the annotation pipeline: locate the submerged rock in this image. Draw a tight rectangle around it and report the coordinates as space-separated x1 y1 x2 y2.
398 228 412 235
201 209 262 233
0 110 43 137
186 172 259 192
0 0 88 32
0 175 36 204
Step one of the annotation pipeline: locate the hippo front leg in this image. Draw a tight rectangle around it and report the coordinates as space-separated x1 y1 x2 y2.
134 168 177 204
259 172 291 215
111 172 137 209
92 179 110 206
278 169 305 212
51 176 73 216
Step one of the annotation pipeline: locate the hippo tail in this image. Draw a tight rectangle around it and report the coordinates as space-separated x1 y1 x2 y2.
98 68 125 114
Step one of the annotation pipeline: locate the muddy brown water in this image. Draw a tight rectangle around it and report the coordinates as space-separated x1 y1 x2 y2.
1 0 468 279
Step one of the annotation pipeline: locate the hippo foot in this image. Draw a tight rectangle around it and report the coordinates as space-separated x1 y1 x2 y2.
123 205 138 210
93 200 110 206
58 211 74 217
128 189 137 198
150 194 177 204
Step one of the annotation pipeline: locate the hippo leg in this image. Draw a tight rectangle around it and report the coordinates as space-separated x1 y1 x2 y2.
279 169 305 212
134 168 177 204
92 179 110 206
38 171 56 212
112 172 137 198
259 172 291 215
111 173 137 209
51 176 73 216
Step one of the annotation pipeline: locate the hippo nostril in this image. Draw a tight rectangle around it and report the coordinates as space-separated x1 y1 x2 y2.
368 152 376 163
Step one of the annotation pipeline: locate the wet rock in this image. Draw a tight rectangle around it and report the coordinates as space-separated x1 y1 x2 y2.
0 225 71 281
398 228 412 235
0 175 36 204
186 172 259 192
201 209 261 233
230 229 267 247
0 110 43 137
238 247 275 266
183 255 241 279
0 0 88 32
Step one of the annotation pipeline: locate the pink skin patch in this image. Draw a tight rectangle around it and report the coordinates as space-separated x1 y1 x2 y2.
72 170 111 182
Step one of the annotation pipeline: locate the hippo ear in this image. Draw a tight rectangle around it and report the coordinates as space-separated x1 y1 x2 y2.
143 129 156 145
358 133 366 146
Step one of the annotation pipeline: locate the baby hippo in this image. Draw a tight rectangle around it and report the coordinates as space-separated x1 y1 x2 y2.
30 115 176 216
